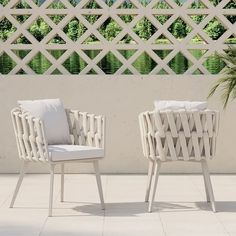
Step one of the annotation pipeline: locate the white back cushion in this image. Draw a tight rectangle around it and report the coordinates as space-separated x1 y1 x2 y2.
18 99 71 145
154 100 207 111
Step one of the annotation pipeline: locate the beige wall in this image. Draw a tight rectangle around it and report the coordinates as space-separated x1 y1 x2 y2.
0 75 236 173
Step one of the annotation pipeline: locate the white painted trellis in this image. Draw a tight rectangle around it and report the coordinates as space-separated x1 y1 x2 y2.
0 0 235 75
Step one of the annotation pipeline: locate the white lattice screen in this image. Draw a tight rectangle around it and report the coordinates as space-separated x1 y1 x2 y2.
0 0 235 75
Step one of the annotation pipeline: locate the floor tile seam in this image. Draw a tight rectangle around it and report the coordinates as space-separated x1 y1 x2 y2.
38 216 49 236
157 211 167 236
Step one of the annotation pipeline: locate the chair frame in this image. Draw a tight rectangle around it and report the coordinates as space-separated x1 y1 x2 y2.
10 108 105 216
139 109 219 213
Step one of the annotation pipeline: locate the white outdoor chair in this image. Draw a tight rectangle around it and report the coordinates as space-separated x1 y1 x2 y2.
139 109 219 212
10 107 105 216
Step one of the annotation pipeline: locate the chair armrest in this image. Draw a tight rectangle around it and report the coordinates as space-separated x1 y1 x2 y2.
66 109 105 149
11 108 49 162
139 112 155 161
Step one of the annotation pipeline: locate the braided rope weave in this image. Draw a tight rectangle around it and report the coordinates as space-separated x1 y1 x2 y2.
66 109 105 149
11 108 105 162
139 109 219 162
11 108 49 162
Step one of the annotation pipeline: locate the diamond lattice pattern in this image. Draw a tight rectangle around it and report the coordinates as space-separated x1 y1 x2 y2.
0 0 235 75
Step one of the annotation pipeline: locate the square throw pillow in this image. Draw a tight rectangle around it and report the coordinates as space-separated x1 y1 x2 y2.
154 100 207 111
18 99 71 145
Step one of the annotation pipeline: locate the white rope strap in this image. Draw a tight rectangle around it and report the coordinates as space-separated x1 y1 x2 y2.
11 108 49 162
67 109 105 148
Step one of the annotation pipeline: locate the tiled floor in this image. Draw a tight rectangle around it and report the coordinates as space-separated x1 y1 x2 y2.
0 174 236 236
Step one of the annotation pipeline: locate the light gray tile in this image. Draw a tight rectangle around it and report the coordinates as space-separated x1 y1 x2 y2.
1 174 235 236
41 215 104 236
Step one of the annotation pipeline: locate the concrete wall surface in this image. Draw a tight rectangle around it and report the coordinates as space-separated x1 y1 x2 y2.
0 75 235 174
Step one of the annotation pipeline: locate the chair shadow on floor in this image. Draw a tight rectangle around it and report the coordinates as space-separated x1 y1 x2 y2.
73 201 236 216
12 201 236 216
196 201 236 213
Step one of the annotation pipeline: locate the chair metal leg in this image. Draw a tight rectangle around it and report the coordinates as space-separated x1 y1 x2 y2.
93 160 105 210
61 164 64 202
148 160 161 213
145 160 154 202
201 161 210 202
49 164 55 217
10 161 28 208
201 160 216 212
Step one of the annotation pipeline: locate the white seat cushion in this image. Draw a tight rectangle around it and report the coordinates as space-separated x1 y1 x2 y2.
48 145 104 162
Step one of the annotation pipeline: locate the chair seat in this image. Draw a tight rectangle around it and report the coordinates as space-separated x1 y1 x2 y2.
48 145 104 162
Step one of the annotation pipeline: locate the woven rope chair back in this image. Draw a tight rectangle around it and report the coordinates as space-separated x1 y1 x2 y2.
139 109 219 162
